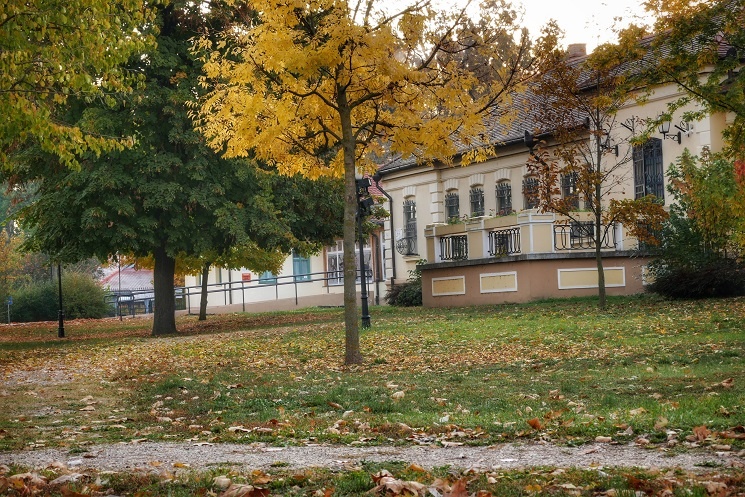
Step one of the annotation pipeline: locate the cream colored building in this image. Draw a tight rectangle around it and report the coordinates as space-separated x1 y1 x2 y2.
377 71 730 307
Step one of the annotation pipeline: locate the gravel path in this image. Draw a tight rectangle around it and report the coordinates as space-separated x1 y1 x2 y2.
2 441 741 473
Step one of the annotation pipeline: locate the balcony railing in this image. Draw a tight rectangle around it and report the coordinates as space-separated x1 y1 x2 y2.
554 221 616 250
396 236 418 256
426 212 630 264
488 227 521 256
440 235 468 261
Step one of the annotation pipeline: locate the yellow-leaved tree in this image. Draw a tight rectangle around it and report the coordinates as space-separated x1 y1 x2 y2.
193 0 556 364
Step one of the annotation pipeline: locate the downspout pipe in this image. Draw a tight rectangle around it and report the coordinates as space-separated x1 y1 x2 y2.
372 172 396 286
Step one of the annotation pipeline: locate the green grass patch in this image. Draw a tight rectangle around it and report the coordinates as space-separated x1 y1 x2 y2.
0 295 743 451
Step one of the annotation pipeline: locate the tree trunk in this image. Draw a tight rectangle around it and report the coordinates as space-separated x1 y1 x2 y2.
594 105 607 311
338 88 362 365
152 244 177 336
199 261 211 321
595 235 607 310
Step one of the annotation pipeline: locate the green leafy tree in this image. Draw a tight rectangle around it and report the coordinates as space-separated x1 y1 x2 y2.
9 2 342 336
0 0 157 167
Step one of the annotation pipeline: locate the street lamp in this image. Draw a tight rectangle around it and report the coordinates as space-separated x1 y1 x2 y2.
356 177 375 328
57 263 65 338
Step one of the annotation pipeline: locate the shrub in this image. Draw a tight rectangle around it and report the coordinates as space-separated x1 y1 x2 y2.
385 261 424 307
646 153 745 299
648 259 745 299
12 280 58 322
12 272 109 322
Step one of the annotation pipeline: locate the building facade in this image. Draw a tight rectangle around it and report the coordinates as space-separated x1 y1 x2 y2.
377 76 731 306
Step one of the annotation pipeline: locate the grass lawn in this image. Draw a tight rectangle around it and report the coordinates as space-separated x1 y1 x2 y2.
1 295 744 495
1 295 743 451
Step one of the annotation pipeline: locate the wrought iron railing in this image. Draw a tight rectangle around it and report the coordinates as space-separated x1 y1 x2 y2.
554 221 616 250
488 227 521 256
396 236 418 256
440 235 468 261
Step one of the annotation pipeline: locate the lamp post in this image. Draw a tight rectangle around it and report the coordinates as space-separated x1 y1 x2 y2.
118 253 122 321
57 263 65 338
356 177 375 328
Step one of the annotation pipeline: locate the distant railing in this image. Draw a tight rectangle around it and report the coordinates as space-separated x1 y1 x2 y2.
179 268 375 313
440 235 468 261
488 227 521 256
104 287 185 317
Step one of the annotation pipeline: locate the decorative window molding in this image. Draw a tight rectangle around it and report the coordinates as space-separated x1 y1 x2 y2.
495 168 511 181
469 173 484 187
443 178 459 191
403 185 417 197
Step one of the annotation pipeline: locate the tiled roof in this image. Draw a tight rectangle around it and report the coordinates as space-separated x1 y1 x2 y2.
377 88 546 175
99 265 154 291
376 26 722 176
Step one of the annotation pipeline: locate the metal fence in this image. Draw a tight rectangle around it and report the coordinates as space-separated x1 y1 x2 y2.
104 287 185 317
179 268 374 313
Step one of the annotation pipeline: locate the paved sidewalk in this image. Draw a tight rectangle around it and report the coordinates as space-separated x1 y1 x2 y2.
2 441 741 473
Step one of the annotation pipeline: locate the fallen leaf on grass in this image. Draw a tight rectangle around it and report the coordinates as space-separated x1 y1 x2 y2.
443 478 469 497
654 417 668 431
371 470 393 483
693 425 711 441
719 378 734 388
526 418 542 430
391 391 405 401
704 481 728 495
214 476 232 489
370 476 426 496
327 401 343 410
60 487 88 497
595 436 612 443
251 470 272 485
221 483 269 497
629 407 647 416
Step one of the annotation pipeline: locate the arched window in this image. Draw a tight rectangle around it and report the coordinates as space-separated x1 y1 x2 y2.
495 181 512 215
470 186 485 217
561 172 579 209
522 176 538 209
399 199 418 255
445 191 460 222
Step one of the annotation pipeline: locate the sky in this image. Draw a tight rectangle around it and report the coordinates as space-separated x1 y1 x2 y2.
517 0 652 53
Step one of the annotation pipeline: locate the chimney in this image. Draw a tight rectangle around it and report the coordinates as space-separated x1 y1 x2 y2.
566 43 587 59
